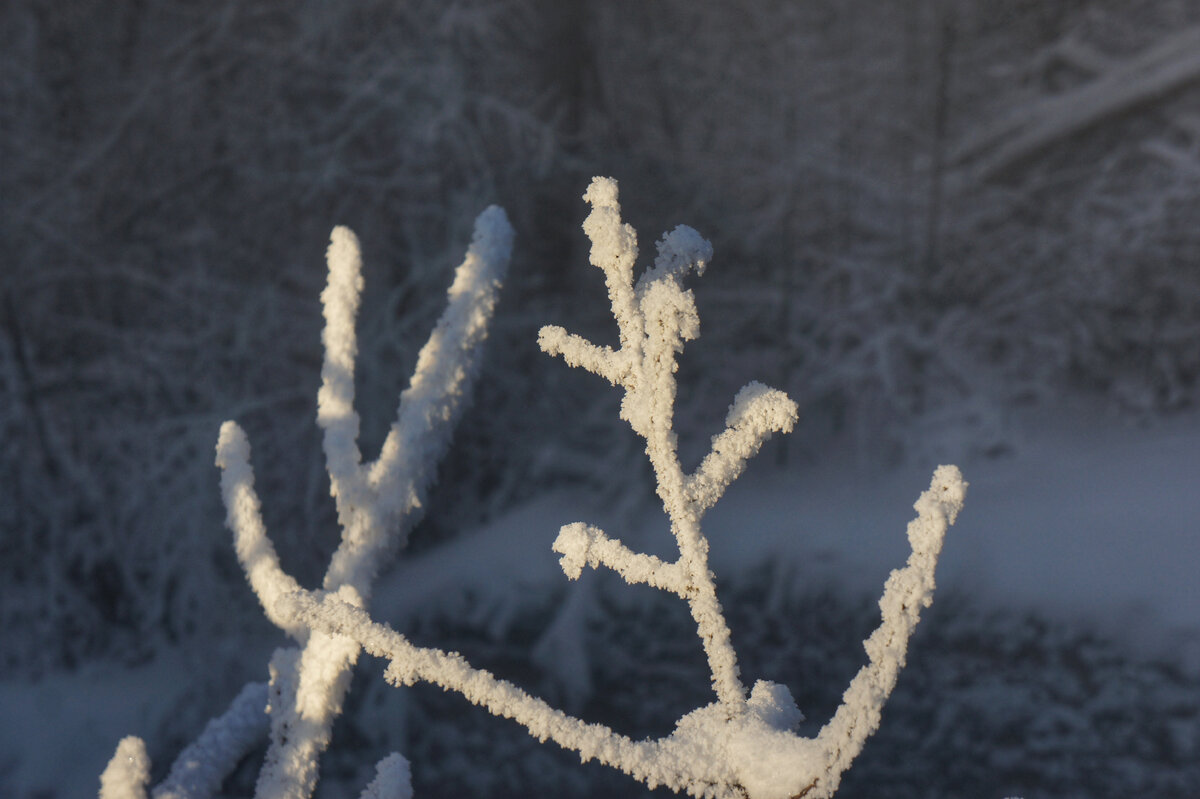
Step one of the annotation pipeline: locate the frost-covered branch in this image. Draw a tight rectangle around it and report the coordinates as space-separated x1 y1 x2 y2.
687 382 802 513
553 522 686 591
359 754 412 799
814 464 965 797
153 683 270 799
215 422 307 640
324 205 514 597
223 461 963 799
540 178 793 712
102 179 964 799
103 205 512 799
248 205 512 799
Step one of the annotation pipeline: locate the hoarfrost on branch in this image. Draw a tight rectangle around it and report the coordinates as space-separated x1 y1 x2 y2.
101 179 965 799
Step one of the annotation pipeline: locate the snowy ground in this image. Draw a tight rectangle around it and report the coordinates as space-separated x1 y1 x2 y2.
707 404 1200 674
3 405 1199 797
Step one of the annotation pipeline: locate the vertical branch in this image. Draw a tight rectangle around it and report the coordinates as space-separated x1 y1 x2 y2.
581 178 642 358
255 636 360 799
544 182 755 714
639 234 748 714
317 226 368 525
326 206 513 596
254 207 512 799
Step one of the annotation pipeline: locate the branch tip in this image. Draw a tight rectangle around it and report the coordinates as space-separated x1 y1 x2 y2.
99 736 150 799
215 419 249 472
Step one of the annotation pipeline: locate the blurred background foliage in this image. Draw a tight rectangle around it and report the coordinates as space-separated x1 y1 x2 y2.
2 0 1200 673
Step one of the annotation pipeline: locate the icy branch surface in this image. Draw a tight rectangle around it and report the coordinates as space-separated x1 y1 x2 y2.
815 464 966 797
541 178 790 712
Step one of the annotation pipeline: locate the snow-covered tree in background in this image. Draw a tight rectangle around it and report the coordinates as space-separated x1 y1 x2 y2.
8 1 1200 685
101 179 965 799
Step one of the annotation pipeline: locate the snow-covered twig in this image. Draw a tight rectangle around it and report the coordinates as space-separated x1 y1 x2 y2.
238 206 512 799
153 683 270 799
99 737 150 799
101 206 513 799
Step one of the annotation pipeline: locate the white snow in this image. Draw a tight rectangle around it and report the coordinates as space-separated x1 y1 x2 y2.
2 407 1198 798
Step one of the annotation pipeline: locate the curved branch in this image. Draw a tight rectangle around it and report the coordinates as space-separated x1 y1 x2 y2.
153 682 270 799
215 421 307 639
280 590 759 798
552 522 687 593
813 465 967 798
687 383 799 514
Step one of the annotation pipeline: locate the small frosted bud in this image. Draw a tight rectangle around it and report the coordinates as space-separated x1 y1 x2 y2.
655 225 713 278
748 680 805 731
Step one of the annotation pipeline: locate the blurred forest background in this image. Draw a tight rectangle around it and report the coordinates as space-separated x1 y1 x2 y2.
3 0 1200 691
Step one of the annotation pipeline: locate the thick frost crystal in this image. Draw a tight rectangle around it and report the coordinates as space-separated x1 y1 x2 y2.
101 180 964 799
